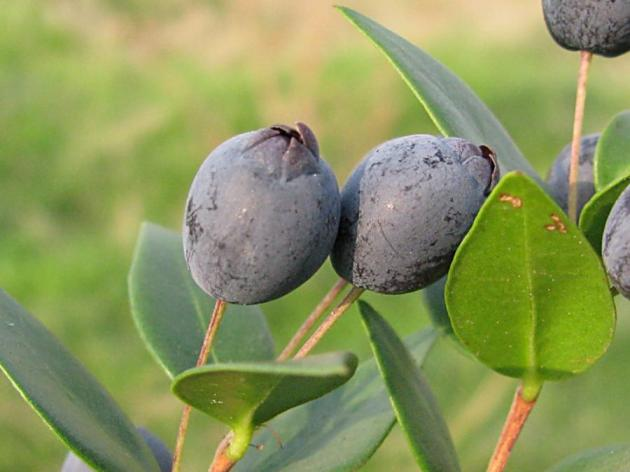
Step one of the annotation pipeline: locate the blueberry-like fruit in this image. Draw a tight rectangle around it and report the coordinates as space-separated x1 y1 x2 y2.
546 133 599 215
542 0 630 57
60 427 172 472
331 135 498 294
603 184 630 299
183 123 340 305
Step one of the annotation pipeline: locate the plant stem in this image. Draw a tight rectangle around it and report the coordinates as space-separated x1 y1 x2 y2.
277 278 348 361
209 433 235 472
294 286 364 359
487 385 539 472
567 50 593 223
172 299 228 472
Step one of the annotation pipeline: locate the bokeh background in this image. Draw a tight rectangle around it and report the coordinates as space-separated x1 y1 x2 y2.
2 0 630 470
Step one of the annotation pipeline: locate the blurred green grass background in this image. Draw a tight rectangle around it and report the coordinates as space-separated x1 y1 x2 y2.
1 0 630 470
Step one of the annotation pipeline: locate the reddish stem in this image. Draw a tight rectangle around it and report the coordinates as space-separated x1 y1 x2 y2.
277 278 348 361
567 50 593 223
172 299 228 472
487 386 537 472
294 286 364 359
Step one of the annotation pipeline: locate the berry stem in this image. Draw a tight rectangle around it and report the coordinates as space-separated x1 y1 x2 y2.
567 50 593 223
294 285 365 359
172 299 228 472
486 384 540 472
277 278 348 360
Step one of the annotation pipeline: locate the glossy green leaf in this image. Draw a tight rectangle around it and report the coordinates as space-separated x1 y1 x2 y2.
548 445 630 472
446 172 615 390
128 222 275 378
594 110 630 191
337 6 541 183
172 353 358 460
0 290 159 472
360 302 460 472
234 328 437 472
579 176 630 254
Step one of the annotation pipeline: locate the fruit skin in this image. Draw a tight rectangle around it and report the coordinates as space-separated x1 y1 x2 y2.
546 133 600 216
331 135 498 294
603 184 630 299
60 427 172 472
542 0 630 57
183 123 340 305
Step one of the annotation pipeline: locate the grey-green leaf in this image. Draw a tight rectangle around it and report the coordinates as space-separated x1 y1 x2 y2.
234 328 437 472
360 301 460 472
172 353 358 459
0 289 159 472
446 172 615 387
548 445 630 472
579 176 630 254
128 222 275 378
337 6 541 183
594 110 630 191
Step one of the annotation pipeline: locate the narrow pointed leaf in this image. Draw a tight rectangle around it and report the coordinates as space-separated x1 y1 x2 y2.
548 445 630 472
0 290 159 472
422 277 453 336
128 222 275 378
360 302 460 472
594 110 630 191
172 352 358 428
234 328 437 472
579 176 630 253
446 172 615 386
337 6 540 183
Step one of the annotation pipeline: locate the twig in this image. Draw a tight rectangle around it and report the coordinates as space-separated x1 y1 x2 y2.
294 286 364 359
567 50 593 222
172 299 228 472
487 385 538 472
277 278 348 360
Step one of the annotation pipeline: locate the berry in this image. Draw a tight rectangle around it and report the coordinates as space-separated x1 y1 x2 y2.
183 123 340 305
546 133 599 215
331 135 498 294
542 0 630 57
603 184 630 298
60 427 172 472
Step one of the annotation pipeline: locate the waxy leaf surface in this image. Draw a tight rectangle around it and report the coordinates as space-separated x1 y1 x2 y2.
579 176 630 254
338 6 541 183
234 329 437 472
360 302 460 472
129 222 275 378
446 172 615 386
172 352 358 453
594 110 630 190
0 290 159 472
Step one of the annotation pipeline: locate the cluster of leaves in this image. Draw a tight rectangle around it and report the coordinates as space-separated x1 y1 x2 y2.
0 5 629 472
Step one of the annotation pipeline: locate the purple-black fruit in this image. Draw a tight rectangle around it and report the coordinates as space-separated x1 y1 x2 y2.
546 133 599 215
331 134 498 294
542 0 630 57
183 123 340 305
602 184 630 299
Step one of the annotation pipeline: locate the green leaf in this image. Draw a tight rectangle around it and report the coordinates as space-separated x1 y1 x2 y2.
172 352 358 460
446 172 615 389
594 110 630 191
548 445 630 472
234 328 437 472
359 302 460 472
337 6 541 183
128 222 275 378
579 176 630 254
0 290 159 472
